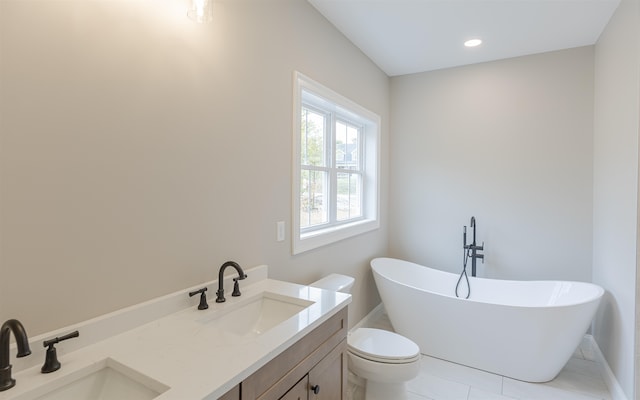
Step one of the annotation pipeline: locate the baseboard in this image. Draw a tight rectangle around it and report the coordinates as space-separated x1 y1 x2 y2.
350 302 385 332
585 335 629 400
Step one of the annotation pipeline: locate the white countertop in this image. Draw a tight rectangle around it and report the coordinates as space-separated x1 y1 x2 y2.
1 265 351 400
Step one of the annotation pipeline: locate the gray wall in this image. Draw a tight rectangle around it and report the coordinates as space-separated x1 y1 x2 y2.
389 47 594 282
593 0 640 398
0 0 389 335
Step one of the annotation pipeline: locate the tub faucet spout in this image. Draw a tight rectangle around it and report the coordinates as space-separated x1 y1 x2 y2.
0 319 31 391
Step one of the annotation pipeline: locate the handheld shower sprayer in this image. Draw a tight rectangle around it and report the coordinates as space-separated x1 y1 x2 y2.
470 216 476 244
463 225 467 249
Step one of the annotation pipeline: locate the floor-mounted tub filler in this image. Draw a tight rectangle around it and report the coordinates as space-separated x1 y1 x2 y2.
371 257 604 382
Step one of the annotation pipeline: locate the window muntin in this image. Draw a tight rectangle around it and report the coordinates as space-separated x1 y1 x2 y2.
293 72 380 254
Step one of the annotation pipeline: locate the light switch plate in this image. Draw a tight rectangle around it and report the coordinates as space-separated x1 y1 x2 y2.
277 221 285 242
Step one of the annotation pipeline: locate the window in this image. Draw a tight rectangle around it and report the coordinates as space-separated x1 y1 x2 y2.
293 72 380 254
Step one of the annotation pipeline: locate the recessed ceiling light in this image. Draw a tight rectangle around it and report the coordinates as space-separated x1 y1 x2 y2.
464 39 482 48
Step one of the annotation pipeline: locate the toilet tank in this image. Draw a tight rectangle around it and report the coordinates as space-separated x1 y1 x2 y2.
310 274 355 293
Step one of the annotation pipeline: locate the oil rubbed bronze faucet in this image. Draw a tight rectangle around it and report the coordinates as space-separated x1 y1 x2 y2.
216 261 247 303
0 319 31 391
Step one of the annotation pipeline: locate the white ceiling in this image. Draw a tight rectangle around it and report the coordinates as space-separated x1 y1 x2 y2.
308 0 620 76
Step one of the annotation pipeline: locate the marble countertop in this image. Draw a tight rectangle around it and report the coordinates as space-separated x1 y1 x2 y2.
1 265 351 400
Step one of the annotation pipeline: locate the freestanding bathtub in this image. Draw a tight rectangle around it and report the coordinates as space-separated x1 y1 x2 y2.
371 257 604 382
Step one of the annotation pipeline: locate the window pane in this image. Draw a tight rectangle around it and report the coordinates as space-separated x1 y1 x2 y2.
336 121 347 165
335 121 360 170
300 169 328 228
301 108 326 167
337 172 362 221
347 125 359 169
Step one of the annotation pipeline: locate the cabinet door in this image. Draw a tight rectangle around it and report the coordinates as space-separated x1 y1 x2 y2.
308 339 347 400
279 375 309 400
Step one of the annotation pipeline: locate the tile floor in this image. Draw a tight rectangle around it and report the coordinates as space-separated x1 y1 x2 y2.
347 313 613 400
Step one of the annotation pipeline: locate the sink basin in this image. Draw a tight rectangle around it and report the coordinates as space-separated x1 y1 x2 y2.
198 292 314 339
16 358 169 400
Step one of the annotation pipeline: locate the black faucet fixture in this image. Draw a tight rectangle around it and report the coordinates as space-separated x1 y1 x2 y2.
456 216 486 298
189 287 209 310
0 319 31 391
463 216 484 277
216 261 247 303
41 330 79 374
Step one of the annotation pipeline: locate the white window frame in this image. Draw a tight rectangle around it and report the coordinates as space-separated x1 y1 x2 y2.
292 71 380 255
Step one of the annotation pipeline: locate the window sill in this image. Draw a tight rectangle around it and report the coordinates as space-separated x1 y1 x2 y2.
293 218 379 255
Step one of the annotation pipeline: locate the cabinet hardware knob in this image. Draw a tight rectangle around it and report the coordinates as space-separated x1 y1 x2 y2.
311 384 320 394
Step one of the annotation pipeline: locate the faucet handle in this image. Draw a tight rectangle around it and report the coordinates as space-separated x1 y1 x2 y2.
188 287 209 310
41 330 79 374
232 278 242 297
232 273 247 297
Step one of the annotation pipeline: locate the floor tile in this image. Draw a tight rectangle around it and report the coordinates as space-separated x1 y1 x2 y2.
468 387 519 400
503 377 605 400
419 355 503 394
407 372 470 400
572 345 585 360
543 358 611 400
579 337 598 362
407 392 435 400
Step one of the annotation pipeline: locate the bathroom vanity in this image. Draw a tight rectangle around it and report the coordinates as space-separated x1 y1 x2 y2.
0 265 350 400
219 307 347 399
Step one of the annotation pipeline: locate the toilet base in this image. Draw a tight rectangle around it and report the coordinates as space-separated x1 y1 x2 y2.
365 380 410 400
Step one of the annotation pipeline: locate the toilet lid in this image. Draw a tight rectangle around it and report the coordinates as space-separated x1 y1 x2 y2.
348 328 420 363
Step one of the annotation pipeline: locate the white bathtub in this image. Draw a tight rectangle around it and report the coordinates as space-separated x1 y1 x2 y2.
371 257 604 382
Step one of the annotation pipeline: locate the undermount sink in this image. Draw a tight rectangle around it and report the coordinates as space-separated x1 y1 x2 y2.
16 358 169 400
197 292 314 339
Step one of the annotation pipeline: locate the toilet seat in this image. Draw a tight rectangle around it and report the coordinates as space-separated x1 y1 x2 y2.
348 328 421 364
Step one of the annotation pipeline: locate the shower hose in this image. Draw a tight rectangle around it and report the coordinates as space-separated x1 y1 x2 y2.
455 247 472 299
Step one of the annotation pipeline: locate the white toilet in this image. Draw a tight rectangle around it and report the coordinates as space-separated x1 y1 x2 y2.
311 274 421 400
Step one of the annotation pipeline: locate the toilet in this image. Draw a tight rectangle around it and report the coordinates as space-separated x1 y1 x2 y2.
310 274 421 400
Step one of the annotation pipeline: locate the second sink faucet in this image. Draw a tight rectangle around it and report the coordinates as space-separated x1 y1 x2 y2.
0 319 31 391
216 261 247 303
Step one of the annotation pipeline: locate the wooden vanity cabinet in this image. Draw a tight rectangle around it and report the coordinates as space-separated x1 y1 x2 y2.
306 336 346 400
219 306 348 400
278 337 346 400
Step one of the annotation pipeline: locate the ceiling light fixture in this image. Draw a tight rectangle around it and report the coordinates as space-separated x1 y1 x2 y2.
188 0 213 23
464 39 482 48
